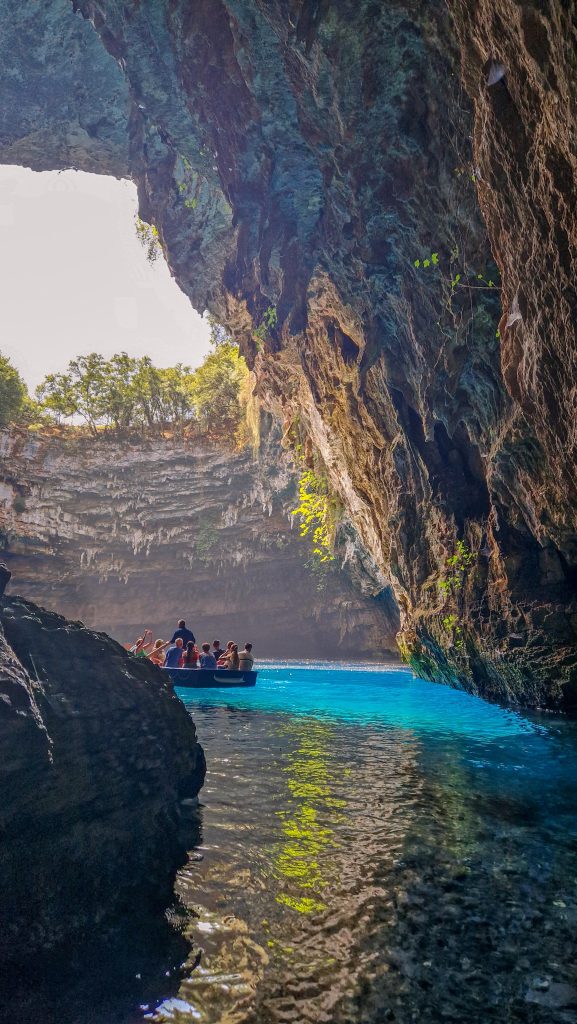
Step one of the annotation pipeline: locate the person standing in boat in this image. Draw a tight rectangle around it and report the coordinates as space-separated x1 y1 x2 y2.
164 636 184 668
238 643 254 671
170 619 196 646
200 643 217 669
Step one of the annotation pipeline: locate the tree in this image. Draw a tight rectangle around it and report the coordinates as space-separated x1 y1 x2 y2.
36 354 108 434
0 353 28 427
100 352 139 431
35 341 252 443
206 314 232 347
187 342 249 437
36 372 77 423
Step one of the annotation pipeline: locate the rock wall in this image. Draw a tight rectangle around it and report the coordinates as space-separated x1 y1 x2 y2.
0 588 205 963
0 0 575 705
0 427 398 659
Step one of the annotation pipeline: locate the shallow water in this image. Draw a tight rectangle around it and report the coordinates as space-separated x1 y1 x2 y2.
154 663 577 1024
6 663 577 1024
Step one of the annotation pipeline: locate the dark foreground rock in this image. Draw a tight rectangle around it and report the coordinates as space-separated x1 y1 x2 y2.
0 593 205 964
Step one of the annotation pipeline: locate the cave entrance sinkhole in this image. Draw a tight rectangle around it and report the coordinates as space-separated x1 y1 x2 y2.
0 164 211 392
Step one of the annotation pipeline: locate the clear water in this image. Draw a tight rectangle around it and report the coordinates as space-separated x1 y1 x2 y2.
6 663 577 1024
156 663 577 1024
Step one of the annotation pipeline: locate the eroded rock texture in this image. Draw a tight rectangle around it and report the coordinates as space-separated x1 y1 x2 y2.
1 0 576 705
0 592 205 963
0 427 397 657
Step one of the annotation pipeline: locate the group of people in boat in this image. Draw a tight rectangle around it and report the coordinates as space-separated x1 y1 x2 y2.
128 619 255 671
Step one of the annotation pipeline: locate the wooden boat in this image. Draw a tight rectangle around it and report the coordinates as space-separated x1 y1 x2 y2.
163 667 258 688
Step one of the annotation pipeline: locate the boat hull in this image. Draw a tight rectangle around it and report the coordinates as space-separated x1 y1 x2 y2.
163 667 257 688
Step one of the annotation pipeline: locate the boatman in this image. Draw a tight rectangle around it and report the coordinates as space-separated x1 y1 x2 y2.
170 618 196 646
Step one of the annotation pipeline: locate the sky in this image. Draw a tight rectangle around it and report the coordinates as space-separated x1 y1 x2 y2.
0 165 211 392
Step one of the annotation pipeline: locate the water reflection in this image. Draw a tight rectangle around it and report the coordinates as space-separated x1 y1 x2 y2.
168 670 577 1024
158 706 426 1024
5 668 577 1024
274 719 345 914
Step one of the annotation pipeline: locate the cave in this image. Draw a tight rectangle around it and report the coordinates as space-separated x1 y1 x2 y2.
2 0 576 707
1 1 577 1021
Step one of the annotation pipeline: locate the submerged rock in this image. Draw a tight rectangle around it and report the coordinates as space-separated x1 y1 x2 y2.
0 593 205 964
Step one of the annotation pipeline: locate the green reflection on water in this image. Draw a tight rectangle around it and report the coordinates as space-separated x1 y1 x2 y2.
273 719 347 914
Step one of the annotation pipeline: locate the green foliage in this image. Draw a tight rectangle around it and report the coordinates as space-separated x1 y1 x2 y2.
414 252 439 269
194 516 221 563
438 540 475 597
413 249 498 293
176 153 200 212
207 315 232 348
412 247 501 341
253 306 278 350
36 341 252 445
135 217 161 264
187 342 250 440
0 353 27 428
441 613 465 651
36 353 153 434
291 465 337 569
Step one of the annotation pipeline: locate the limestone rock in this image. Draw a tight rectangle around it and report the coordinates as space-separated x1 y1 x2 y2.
0 593 205 963
0 427 398 658
0 0 576 705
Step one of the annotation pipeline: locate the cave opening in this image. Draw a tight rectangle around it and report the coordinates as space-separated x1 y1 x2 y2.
0 166 399 662
0 163 211 391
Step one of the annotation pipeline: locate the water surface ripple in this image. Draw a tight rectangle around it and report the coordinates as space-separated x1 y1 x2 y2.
156 664 577 1024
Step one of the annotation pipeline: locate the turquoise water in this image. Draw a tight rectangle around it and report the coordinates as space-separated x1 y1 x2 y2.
178 661 536 737
9 663 576 1024
165 663 577 1024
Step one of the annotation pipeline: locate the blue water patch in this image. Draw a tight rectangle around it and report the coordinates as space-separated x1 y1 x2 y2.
176 661 535 740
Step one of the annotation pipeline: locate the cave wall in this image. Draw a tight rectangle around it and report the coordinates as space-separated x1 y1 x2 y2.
0 427 398 659
1 0 576 705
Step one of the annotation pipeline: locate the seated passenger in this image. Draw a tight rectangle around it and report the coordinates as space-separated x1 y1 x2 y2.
149 639 169 665
217 641 235 667
226 644 240 670
200 642 217 669
164 637 184 668
238 643 254 671
181 641 199 668
212 639 225 662
170 618 196 646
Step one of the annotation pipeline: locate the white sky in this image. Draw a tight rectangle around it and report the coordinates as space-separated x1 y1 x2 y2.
0 165 211 392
